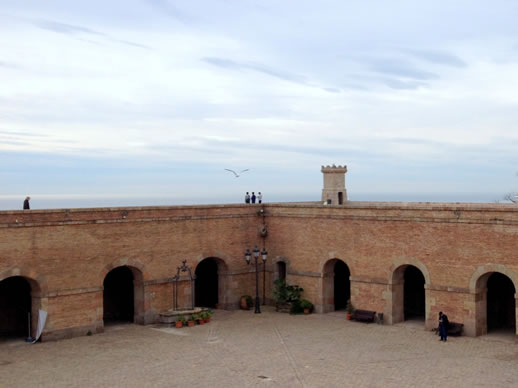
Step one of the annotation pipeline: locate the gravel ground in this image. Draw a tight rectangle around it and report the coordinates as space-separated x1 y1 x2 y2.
1 307 518 388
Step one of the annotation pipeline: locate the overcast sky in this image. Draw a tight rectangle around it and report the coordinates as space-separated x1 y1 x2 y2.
1 0 518 208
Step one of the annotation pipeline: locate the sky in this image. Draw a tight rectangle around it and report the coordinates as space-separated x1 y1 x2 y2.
1 0 518 209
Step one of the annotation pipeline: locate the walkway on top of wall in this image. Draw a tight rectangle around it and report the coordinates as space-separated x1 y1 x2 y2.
1 200 518 228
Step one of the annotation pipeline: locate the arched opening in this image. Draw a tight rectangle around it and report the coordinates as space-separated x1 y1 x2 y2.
487 273 516 333
0 277 32 339
103 266 135 324
334 260 350 310
403 266 425 320
322 259 351 313
195 258 226 308
276 261 286 282
390 264 427 324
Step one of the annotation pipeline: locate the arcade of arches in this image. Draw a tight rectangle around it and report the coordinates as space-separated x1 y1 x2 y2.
2 261 518 341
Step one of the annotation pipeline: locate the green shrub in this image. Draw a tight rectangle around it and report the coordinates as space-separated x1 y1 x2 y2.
274 279 306 314
273 280 289 305
273 280 304 305
241 295 253 308
300 299 314 311
290 299 303 314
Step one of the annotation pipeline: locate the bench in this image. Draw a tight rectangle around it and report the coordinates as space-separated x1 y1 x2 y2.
435 322 464 336
352 309 376 323
448 322 463 336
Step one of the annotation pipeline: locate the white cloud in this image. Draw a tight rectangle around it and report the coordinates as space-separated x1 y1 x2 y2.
1 1 518 204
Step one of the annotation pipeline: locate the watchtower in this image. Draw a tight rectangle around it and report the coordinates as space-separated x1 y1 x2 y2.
321 164 348 205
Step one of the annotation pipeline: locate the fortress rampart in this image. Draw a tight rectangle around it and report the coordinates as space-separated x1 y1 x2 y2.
1 200 518 340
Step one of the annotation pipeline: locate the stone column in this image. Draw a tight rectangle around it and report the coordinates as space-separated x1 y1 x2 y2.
385 282 404 325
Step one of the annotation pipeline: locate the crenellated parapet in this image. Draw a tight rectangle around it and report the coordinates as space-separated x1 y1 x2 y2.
321 164 347 173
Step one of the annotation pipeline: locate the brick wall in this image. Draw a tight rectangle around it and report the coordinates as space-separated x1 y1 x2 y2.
1 201 518 340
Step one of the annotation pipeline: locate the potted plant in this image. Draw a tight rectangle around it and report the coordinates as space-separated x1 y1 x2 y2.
345 300 354 320
193 313 204 325
175 315 186 328
187 315 196 327
201 310 212 323
240 295 253 310
300 299 313 314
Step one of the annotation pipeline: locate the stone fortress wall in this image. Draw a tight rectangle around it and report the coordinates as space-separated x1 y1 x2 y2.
1 167 518 340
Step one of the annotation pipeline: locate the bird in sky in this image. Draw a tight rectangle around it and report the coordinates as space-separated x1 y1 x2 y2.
224 168 250 177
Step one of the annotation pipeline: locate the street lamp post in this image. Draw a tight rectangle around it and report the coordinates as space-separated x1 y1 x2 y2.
244 247 267 313
262 248 267 305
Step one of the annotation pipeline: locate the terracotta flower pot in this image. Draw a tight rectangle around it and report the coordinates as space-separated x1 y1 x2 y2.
304 308 310 314
346 313 352 320
188 320 195 327
240 297 249 310
175 321 183 328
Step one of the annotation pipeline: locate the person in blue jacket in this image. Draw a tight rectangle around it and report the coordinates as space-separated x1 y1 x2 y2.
439 311 449 341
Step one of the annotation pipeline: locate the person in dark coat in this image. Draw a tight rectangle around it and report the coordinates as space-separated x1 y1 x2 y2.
251 192 256 204
23 196 31 210
439 311 449 341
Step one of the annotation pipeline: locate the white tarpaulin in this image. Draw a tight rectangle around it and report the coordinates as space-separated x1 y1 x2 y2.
31 310 47 343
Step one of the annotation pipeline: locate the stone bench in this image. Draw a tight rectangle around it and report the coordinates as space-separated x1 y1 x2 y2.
435 322 464 336
448 322 463 336
352 309 376 323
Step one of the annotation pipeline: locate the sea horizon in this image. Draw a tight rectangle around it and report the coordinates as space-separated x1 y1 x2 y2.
0 192 509 211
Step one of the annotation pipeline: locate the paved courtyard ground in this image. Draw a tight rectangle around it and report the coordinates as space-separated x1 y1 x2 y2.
1 307 518 388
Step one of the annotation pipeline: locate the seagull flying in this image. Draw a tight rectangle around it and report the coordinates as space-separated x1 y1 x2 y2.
225 168 250 177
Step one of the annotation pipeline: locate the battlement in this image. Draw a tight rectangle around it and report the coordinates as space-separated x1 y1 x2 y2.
321 164 347 173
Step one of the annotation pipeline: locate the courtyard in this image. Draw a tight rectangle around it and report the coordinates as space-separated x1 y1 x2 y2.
1 308 518 388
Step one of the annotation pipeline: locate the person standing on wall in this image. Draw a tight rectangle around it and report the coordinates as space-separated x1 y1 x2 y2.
245 192 250 204
251 192 256 204
257 192 262 204
23 196 31 210
439 311 449 342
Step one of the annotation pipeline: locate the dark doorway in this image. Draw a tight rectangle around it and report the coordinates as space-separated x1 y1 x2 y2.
338 192 343 205
487 273 516 333
195 258 219 308
404 266 425 320
334 261 350 310
0 277 31 338
277 261 286 282
103 266 134 323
